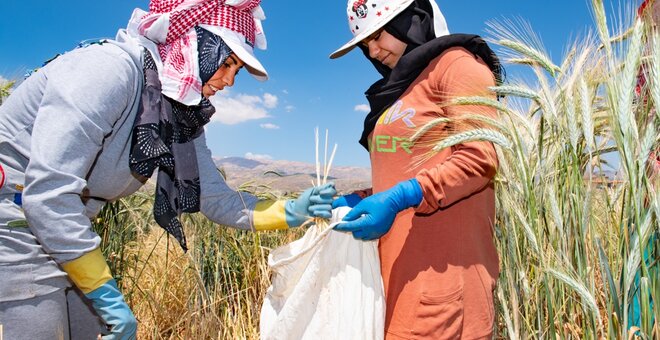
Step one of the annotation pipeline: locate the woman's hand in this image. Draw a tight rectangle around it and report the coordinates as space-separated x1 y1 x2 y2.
334 179 422 240
331 193 363 209
285 182 337 227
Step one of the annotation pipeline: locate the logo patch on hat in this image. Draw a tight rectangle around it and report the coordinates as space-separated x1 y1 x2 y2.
352 0 369 19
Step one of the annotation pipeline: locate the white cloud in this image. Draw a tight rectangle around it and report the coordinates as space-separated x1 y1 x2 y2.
260 123 280 129
245 152 273 161
354 104 370 112
209 91 279 125
263 93 278 109
285 105 295 112
282 89 289 95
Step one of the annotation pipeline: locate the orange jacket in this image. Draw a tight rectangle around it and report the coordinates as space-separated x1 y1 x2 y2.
366 47 500 339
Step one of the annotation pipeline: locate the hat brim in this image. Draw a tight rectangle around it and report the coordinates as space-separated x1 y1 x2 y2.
199 24 268 81
329 0 414 59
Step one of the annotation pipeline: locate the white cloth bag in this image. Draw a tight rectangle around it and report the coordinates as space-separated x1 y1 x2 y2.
260 207 385 340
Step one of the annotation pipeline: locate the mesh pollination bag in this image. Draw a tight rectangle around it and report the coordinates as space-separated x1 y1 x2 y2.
260 207 385 340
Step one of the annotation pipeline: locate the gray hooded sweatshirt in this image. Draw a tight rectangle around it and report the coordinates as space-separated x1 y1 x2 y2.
0 29 259 301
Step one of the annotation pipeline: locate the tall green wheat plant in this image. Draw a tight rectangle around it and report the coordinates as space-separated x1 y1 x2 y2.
482 1 658 338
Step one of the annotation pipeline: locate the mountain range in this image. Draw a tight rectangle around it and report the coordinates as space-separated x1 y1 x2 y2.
213 157 372 196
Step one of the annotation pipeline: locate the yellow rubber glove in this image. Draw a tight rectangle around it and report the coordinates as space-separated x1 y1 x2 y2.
253 183 336 231
62 248 137 339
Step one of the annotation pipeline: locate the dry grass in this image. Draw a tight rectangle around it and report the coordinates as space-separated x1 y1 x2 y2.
94 196 306 339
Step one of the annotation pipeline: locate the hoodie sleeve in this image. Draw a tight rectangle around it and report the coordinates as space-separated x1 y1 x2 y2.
414 48 499 214
22 45 138 263
195 133 260 230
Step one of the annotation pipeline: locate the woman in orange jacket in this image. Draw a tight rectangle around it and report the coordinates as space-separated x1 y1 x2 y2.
331 0 503 338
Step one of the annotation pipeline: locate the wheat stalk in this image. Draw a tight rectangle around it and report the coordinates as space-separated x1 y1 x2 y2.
560 47 577 77
639 120 656 170
431 129 511 152
502 98 538 143
486 18 561 77
546 268 602 326
489 85 541 101
323 144 337 184
497 285 518 339
324 129 328 183
506 57 538 67
592 0 613 62
579 78 596 150
454 113 509 132
510 193 540 256
409 117 451 144
616 19 643 144
651 188 660 230
604 19 644 200
534 66 560 124
624 211 655 293
546 186 565 239
651 32 660 123
565 92 581 150
450 96 511 111
561 34 598 90
315 127 321 186
498 39 560 77
312 128 337 229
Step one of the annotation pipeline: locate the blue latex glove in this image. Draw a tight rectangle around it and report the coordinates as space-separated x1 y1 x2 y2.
285 182 337 227
334 179 422 240
86 279 137 340
331 193 363 209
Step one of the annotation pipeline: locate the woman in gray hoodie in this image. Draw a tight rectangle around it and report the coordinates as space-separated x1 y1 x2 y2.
0 1 335 339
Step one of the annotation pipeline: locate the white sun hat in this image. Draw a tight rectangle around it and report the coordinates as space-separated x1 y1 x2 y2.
330 0 449 59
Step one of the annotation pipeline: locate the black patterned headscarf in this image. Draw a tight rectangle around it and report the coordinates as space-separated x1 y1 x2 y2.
129 27 233 251
196 26 233 84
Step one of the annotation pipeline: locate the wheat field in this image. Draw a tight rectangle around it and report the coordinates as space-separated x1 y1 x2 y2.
1 0 657 339
88 1 660 338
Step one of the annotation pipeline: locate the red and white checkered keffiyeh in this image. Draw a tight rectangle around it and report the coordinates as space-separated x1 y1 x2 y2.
138 0 264 104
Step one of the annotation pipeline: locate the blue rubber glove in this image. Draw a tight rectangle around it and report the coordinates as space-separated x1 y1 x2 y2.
334 179 423 240
86 279 137 340
331 193 363 209
285 182 337 227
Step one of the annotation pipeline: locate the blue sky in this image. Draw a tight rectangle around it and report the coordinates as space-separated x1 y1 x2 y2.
0 1 633 167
